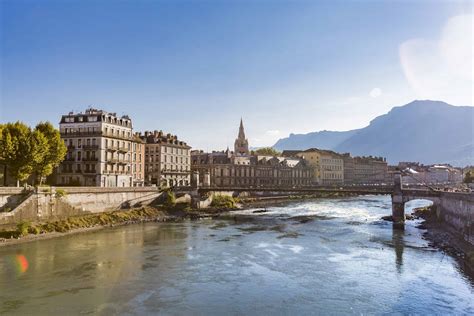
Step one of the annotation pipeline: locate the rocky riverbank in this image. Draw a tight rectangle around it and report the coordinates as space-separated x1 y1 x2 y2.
0 192 379 247
0 204 229 247
413 205 474 282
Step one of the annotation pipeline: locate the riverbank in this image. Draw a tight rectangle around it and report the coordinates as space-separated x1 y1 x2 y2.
0 192 376 247
413 205 474 281
0 205 215 247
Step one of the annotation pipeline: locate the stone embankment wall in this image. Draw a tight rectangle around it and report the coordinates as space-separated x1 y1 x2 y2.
0 187 27 210
0 187 162 227
438 192 474 245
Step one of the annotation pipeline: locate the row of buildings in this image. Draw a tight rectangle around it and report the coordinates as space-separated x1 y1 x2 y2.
2 107 464 188
54 109 394 188
191 119 393 188
398 162 463 185
55 108 191 187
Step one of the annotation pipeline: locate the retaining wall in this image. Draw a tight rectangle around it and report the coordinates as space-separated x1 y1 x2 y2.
0 187 162 227
438 192 474 245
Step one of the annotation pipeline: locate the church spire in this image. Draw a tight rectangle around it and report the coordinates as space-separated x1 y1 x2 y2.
234 118 249 155
238 117 246 139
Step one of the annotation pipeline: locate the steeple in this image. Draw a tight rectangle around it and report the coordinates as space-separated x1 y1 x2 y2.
234 118 249 156
238 118 246 139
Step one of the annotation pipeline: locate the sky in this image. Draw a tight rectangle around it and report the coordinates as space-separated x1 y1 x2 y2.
1 0 473 150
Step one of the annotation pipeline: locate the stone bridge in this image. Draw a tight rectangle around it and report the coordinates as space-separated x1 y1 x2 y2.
391 172 474 245
391 172 442 224
194 185 393 196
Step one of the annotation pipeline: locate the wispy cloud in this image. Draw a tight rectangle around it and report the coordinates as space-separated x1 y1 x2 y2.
399 14 473 105
369 88 382 98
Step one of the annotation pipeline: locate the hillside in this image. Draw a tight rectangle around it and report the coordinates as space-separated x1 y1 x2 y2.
273 100 473 166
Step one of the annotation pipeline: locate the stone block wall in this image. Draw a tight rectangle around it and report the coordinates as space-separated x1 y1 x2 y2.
0 187 163 227
439 192 474 245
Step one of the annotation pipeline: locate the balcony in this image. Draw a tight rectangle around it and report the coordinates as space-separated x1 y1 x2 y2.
103 132 134 141
103 170 130 175
61 131 134 141
63 157 76 162
106 146 119 152
117 146 130 153
67 145 75 150
61 131 102 137
107 158 119 164
82 157 99 162
83 169 97 174
82 144 99 150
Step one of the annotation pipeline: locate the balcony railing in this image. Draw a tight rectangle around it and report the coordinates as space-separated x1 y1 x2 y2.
103 170 131 175
61 131 134 141
82 144 99 150
103 132 134 141
61 131 102 137
82 157 99 162
117 147 130 153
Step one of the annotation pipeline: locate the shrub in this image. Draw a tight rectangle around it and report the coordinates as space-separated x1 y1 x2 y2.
17 221 31 236
28 225 41 235
164 190 176 207
55 188 67 199
210 195 236 209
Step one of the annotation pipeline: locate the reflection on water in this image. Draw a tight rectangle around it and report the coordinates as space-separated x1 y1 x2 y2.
392 227 405 274
0 195 473 315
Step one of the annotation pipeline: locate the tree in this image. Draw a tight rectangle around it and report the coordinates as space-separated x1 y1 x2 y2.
33 122 67 185
0 122 35 185
254 147 281 156
464 170 474 184
0 121 66 186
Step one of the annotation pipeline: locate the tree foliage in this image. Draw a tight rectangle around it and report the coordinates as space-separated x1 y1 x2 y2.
464 170 474 184
33 122 67 184
0 121 66 185
254 147 281 156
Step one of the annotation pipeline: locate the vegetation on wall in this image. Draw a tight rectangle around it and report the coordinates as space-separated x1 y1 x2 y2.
252 147 281 156
0 121 67 186
464 169 473 183
210 195 238 209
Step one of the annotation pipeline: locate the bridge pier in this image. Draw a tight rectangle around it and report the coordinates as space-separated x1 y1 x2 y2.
392 172 405 227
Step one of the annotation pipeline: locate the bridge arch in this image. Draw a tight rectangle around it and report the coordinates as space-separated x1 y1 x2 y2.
391 172 441 225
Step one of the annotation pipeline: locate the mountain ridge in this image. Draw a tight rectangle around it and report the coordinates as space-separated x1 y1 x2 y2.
273 100 473 166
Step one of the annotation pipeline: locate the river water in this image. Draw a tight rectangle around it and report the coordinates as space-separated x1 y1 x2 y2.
0 195 473 315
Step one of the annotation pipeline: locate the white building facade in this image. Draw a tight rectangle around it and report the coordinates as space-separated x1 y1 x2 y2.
57 108 139 187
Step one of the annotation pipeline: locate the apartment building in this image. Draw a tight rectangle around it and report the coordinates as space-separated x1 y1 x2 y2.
140 131 191 187
343 154 389 185
191 150 313 188
132 134 145 187
56 108 143 187
283 148 344 185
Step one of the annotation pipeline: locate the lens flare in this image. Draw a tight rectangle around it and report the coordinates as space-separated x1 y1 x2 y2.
15 254 29 274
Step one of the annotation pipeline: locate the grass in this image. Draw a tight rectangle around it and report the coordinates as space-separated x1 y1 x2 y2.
210 195 237 209
0 207 167 240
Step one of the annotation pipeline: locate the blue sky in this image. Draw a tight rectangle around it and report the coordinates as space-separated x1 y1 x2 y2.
1 0 472 150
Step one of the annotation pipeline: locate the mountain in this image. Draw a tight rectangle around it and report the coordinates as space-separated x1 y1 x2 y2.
273 130 359 151
273 100 473 166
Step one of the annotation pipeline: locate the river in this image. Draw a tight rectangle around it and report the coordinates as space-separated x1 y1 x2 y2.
0 195 473 315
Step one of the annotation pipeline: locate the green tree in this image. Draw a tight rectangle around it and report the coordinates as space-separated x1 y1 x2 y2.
254 147 281 156
33 122 67 185
0 122 35 185
0 121 66 186
464 170 473 183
